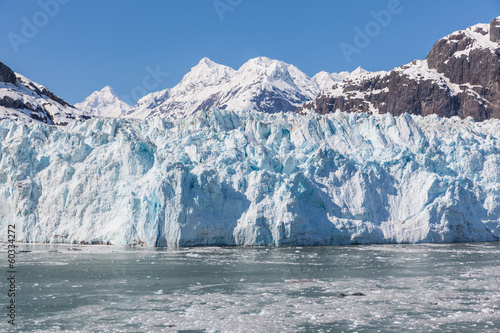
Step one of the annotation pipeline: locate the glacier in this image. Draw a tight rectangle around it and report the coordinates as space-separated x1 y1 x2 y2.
0 109 499 247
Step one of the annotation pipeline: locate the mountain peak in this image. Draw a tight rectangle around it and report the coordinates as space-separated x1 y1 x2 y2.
0 60 88 125
314 71 330 77
238 57 294 78
490 16 500 42
351 66 368 76
100 85 116 94
249 56 275 64
180 58 235 89
75 86 130 117
438 18 500 55
299 17 500 121
312 71 339 91
197 57 220 68
127 55 319 119
241 56 287 69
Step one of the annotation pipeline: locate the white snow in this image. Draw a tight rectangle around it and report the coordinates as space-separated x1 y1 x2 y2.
126 56 318 119
0 109 498 247
311 71 339 91
447 23 499 55
75 86 131 118
0 73 88 125
349 66 369 77
312 67 368 92
125 57 370 120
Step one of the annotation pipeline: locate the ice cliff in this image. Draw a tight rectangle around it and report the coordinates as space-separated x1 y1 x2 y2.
0 109 499 246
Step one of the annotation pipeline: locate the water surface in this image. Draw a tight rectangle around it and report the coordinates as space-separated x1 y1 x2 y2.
2 243 500 332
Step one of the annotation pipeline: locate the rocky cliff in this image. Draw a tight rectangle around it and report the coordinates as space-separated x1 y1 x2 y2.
298 17 500 121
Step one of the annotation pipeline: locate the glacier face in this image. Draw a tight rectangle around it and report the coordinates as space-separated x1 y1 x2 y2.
0 109 499 247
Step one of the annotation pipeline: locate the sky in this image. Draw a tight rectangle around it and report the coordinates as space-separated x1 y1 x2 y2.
0 0 498 105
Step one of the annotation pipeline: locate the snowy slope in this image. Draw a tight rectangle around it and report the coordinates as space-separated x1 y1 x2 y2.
312 66 368 91
125 57 367 120
75 86 131 117
126 57 317 119
312 71 343 91
0 61 90 125
0 110 498 246
71 59 368 121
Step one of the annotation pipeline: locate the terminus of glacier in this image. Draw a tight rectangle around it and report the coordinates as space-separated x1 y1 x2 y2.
0 110 499 246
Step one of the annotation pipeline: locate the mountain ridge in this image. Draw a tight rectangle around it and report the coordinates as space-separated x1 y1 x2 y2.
124 56 365 120
1 17 499 124
0 61 89 125
297 17 500 121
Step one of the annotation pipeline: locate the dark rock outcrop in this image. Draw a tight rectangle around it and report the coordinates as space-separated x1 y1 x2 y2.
491 17 500 42
298 17 500 121
0 61 16 84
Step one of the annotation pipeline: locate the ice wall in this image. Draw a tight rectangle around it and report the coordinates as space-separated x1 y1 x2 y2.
0 109 498 246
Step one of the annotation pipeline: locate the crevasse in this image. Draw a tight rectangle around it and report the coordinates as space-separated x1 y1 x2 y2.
0 109 499 246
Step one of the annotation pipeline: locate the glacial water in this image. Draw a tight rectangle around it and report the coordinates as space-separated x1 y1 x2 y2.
2 243 500 332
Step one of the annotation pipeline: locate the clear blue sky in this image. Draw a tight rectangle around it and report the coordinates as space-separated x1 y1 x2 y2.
0 0 498 104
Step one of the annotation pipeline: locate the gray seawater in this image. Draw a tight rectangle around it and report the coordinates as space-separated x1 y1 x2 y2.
1 243 500 332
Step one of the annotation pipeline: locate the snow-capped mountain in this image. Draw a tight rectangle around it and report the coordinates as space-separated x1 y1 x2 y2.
311 71 343 91
311 66 368 91
1 109 498 246
126 56 318 119
75 86 131 117
298 17 500 121
125 57 367 120
0 61 89 125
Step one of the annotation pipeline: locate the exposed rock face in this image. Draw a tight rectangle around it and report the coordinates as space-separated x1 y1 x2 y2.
298 17 500 121
491 17 500 42
0 61 16 84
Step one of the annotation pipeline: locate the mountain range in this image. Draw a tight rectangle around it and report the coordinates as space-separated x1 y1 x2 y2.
81 57 367 120
1 16 499 124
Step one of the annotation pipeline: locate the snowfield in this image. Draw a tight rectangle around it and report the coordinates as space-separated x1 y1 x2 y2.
0 109 499 246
